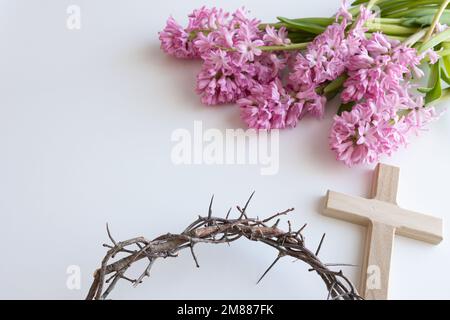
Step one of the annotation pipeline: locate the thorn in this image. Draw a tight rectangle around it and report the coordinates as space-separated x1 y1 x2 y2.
208 195 214 225
262 208 294 223
325 263 357 268
105 273 117 284
120 275 137 284
190 242 200 268
257 254 283 285
106 223 117 246
225 208 232 220
295 224 307 238
243 191 256 213
315 233 326 256
272 219 280 229
237 206 246 219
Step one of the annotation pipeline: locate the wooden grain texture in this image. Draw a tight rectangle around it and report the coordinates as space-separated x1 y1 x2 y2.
360 222 395 300
323 164 443 300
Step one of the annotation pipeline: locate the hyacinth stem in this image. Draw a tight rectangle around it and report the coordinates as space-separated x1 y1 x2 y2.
420 28 450 52
403 28 429 47
439 48 450 56
439 87 450 102
366 0 380 11
380 1 446 16
366 22 417 36
258 43 309 52
263 19 413 38
324 75 348 95
423 0 450 42
372 18 403 25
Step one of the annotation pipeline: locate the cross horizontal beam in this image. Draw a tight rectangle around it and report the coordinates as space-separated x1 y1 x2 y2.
325 191 443 245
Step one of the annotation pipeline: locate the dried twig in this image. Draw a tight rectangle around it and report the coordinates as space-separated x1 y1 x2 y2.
86 195 362 300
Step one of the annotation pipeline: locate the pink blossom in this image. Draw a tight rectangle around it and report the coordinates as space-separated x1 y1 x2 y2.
329 105 376 166
194 32 218 55
347 49 374 69
436 22 448 33
420 49 440 65
330 90 437 167
236 38 264 63
196 50 248 105
352 6 375 37
160 7 238 59
286 102 304 128
263 26 291 46
403 105 439 135
159 17 197 59
336 0 353 22
330 103 388 166
238 80 293 129
160 4 443 167
253 53 289 83
288 5 371 122
187 7 229 31
296 87 327 120
341 33 432 105
231 8 261 31
189 8 286 106
365 32 392 56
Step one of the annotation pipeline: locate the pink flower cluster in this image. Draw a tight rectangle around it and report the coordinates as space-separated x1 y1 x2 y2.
330 99 437 166
330 30 439 166
238 7 361 129
159 5 440 167
159 7 291 106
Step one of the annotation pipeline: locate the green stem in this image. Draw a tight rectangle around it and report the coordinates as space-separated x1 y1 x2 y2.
366 22 417 35
438 87 450 102
259 43 309 52
383 1 444 17
439 48 450 56
420 28 450 52
373 18 403 25
366 0 380 11
403 28 429 47
324 75 348 94
258 23 284 30
423 0 450 42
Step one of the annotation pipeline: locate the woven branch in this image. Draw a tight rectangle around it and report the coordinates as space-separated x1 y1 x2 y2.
86 194 362 300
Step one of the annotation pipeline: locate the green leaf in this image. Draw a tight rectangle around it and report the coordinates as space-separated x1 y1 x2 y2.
441 57 450 85
286 32 314 43
385 2 450 18
351 0 369 5
324 75 348 95
277 17 326 35
401 9 450 18
424 60 443 104
337 102 356 116
418 87 433 94
402 14 450 28
288 17 334 27
420 28 450 53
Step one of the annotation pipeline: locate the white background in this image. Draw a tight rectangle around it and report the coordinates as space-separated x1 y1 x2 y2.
0 0 449 300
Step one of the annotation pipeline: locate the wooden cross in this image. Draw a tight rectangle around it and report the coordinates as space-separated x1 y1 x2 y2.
323 164 443 300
